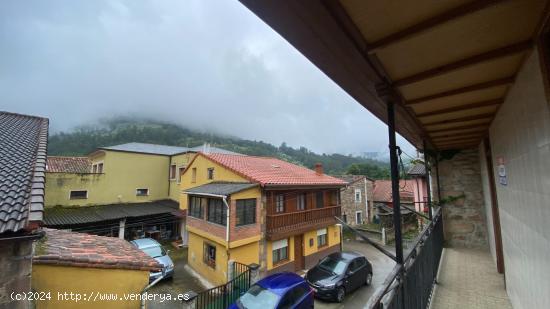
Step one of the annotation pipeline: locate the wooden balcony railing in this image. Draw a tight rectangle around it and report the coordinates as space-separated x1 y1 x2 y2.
266 205 341 239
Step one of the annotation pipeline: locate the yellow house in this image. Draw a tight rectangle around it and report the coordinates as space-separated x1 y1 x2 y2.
43 143 237 241
32 229 161 309
180 152 346 285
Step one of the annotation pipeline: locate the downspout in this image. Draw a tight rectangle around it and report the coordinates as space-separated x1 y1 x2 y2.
364 178 369 223
222 197 230 251
140 274 163 309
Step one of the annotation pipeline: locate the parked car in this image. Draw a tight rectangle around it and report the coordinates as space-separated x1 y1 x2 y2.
230 272 313 309
305 251 372 302
130 238 174 282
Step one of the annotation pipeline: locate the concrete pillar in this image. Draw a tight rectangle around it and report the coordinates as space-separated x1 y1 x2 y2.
249 263 260 285
182 291 198 309
180 219 188 246
118 219 126 239
227 260 235 281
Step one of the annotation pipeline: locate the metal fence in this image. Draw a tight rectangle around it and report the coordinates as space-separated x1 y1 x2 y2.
195 262 251 309
367 208 444 309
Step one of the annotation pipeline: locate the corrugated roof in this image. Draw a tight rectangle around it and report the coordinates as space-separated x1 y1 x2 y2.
185 182 258 196
43 200 179 226
47 156 92 173
373 180 415 202
0 111 48 234
99 142 189 155
34 228 161 271
98 142 240 156
407 163 426 176
200 153 347 187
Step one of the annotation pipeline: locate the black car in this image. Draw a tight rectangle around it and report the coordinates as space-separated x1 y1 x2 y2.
305 251 373 303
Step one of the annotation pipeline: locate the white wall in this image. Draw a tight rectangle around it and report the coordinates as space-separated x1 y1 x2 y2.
487 50 550 309
478 143 497 266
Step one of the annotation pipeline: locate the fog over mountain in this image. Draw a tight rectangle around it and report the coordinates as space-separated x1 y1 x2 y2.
0 0 414 155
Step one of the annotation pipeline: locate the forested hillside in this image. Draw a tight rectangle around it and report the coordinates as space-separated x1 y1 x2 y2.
48 118 390 177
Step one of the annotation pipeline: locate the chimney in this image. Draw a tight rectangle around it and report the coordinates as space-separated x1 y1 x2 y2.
315 163 323 175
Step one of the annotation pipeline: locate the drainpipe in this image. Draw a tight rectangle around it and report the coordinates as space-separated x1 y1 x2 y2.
140 274 164 309
181 191 231 250
423 140 433 220
364 178 369 223
222 197 230 251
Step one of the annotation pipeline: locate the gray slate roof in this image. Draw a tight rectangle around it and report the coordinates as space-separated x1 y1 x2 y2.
43 200 179 226
0 112 49 234
407 163 426 176
184 182 258 196
98 142 240 156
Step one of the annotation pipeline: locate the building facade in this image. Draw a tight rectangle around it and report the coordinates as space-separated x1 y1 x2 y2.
334 175 374 225
0 112 48 309
180 153 345 285
43 143 235 244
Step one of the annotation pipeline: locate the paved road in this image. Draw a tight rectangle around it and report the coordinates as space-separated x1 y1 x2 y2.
147 247 206 309
315 239 395 309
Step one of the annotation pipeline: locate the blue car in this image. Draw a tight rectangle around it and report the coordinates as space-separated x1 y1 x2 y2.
130 238 174 282
230 272 313 309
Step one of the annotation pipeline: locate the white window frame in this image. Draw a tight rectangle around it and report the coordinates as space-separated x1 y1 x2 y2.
297 193 306 211
69 190 88 200
177 166 186 184
354 189 362 203
169 164 177 180
272 238 289 264
317 228 328 247
355 211 363 225
136 188 150 196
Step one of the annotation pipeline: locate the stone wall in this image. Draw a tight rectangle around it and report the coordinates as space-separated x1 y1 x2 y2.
0 240 33 309
437 149 487 247
340 178 373 225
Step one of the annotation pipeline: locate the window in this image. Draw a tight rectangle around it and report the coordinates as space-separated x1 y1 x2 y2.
330 190 339 205
356 211 363 225
189 196 205 218
354 189 362 203
136 188 149 196
203 242 216 268
192 168 197 183
207 198 227 226
317 228 328 248
275 194 285 213
297 193 306 211
343 214 348 223
236 199 256 226
207 167 214 180
70 190 88 199
169 164 176 180
92 162 103 173
272 238 289 264
177 166 186 184
316 192 324 208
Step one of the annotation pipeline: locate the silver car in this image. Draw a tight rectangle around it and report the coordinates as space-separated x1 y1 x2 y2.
130 238 174 281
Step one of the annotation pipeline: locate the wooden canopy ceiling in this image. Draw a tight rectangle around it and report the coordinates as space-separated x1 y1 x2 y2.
239 0 549 151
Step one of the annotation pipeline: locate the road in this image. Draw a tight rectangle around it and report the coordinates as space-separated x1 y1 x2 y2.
314 239 395 309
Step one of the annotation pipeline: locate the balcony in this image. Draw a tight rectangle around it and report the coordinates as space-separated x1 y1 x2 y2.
266 205 341 240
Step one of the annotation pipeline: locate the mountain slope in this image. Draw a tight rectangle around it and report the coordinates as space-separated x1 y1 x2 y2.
48 118 389 176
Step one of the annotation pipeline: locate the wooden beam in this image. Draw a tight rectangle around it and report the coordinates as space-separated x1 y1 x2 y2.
423 113 495 126
432 133 485 142
430 129 488 138
427 123 490 134
367 0 506 52
438 143 479 150
406 76 514 105
393 40 532 87
436 139 481 147
416 98 503 117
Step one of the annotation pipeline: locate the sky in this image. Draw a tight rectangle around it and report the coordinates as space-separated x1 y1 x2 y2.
0 0 414 156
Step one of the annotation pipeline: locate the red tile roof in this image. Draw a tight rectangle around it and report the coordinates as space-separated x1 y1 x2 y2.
201 153 346 187
34 229 161 271
47 156 92 173
373 180 415 202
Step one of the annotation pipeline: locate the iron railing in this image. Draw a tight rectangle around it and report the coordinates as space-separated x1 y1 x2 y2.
195 262 251 309
367 207 444 309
